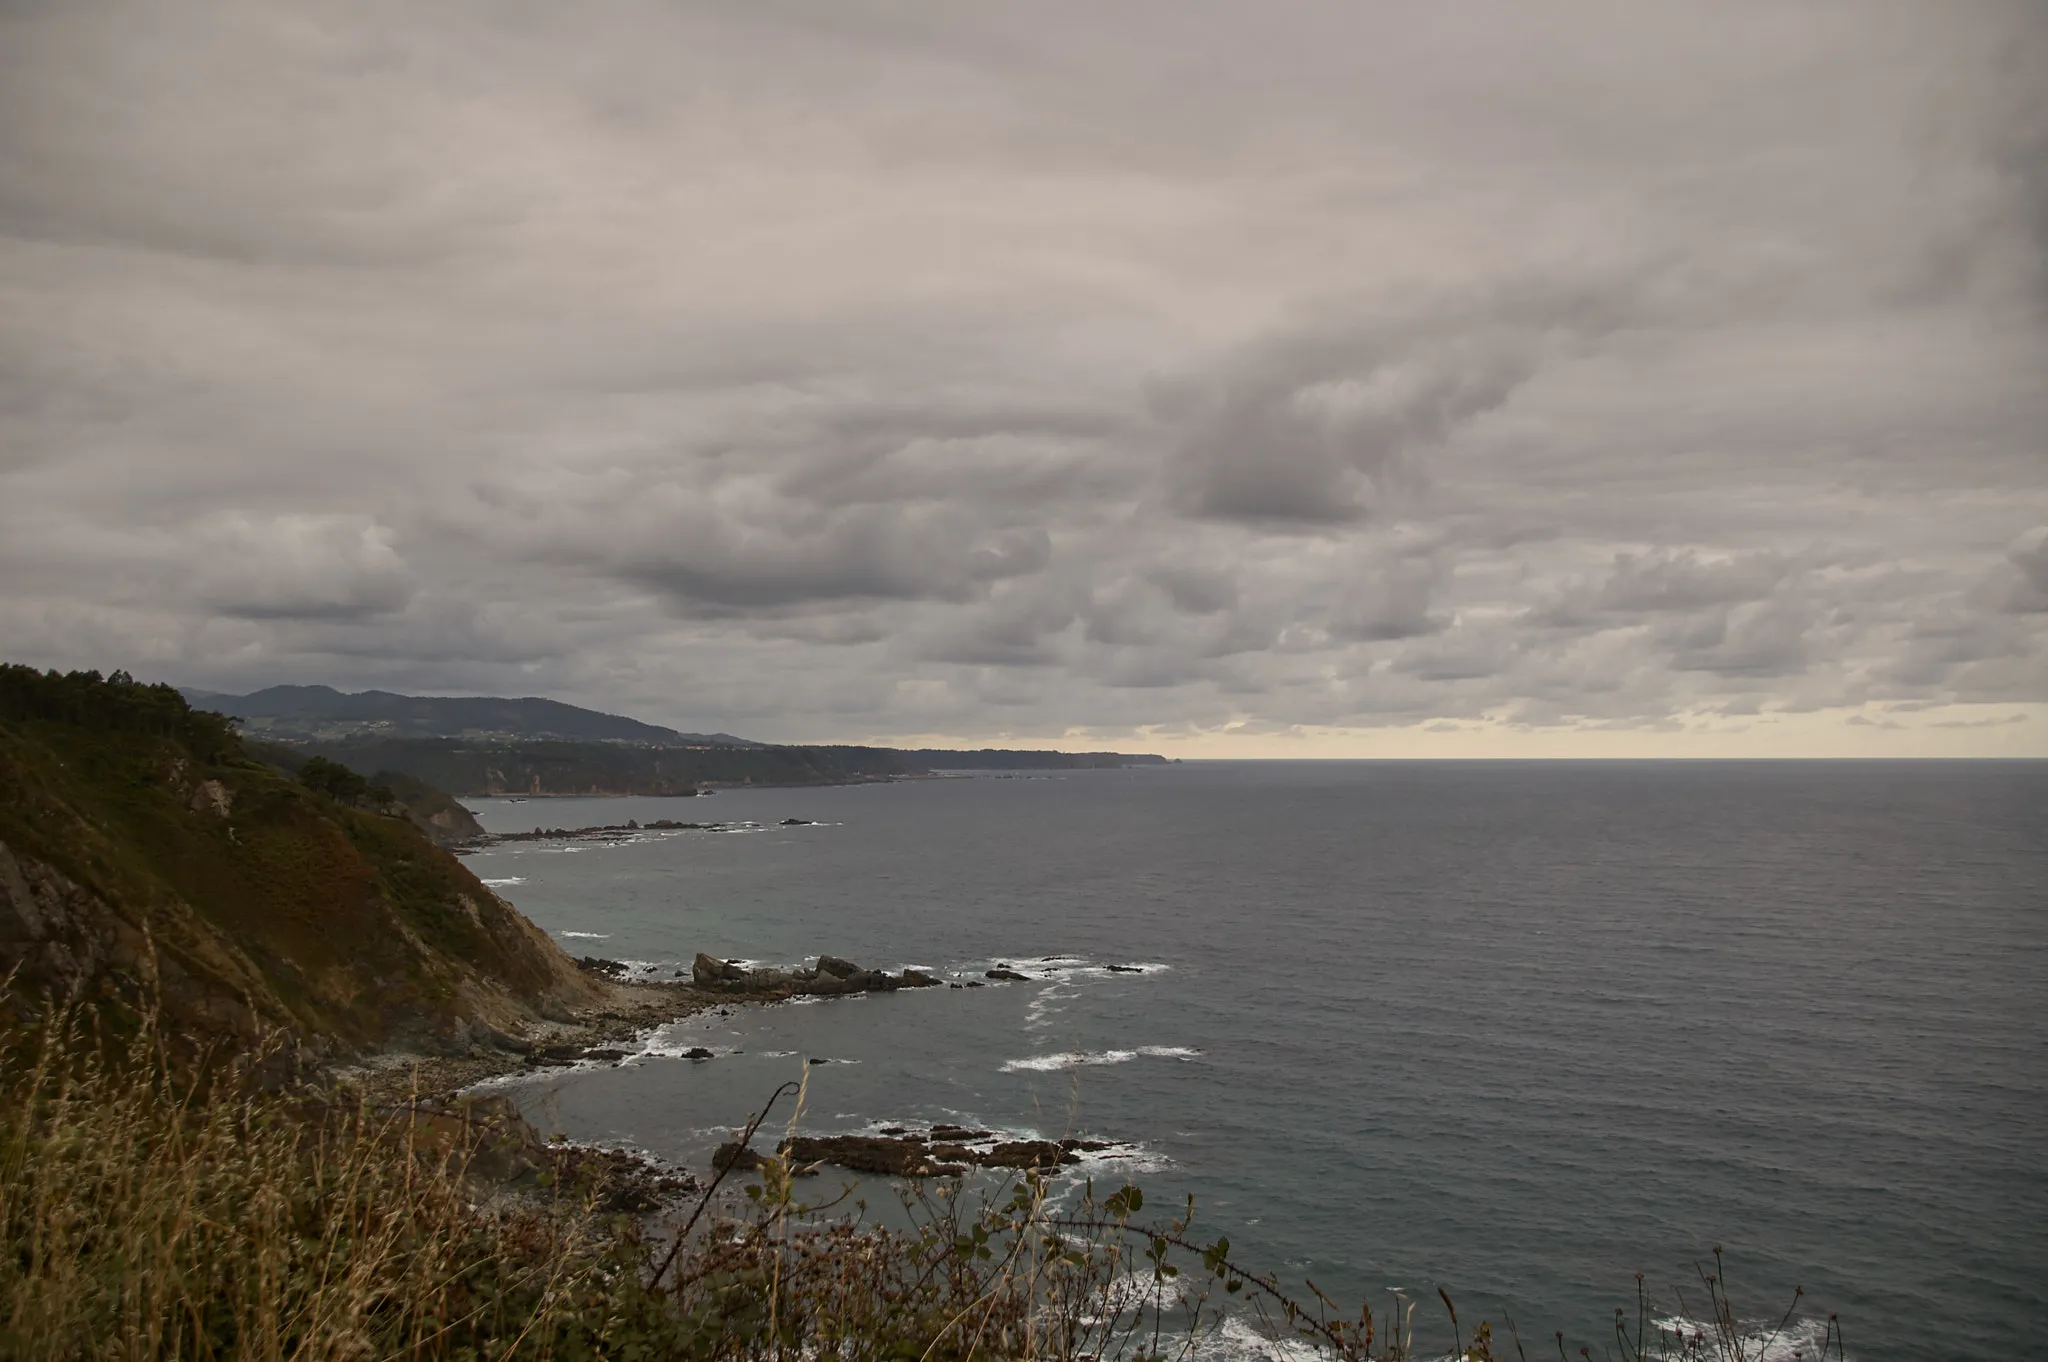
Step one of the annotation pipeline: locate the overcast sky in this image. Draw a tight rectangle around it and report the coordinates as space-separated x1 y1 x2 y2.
3 1 2044 755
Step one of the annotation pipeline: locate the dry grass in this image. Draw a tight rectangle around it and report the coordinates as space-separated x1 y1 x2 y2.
0 1000 1845 1362
0 999 669 1360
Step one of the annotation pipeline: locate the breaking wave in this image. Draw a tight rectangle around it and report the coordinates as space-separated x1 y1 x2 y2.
1000 1046 1202 1073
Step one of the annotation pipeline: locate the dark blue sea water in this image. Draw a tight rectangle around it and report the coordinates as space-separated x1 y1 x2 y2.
462 761 2047 1362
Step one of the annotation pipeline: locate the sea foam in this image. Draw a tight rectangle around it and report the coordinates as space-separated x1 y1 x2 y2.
1000 1045 1201 1073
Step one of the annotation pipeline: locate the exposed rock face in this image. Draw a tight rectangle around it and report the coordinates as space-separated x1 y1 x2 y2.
985 966 1031 982
692 952 746 985
0 839 267 1040
690 953 943 998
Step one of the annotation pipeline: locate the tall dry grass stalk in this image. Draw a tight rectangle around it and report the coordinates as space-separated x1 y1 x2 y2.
0 997 662 1360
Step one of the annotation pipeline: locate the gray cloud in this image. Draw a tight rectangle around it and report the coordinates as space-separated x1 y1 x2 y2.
2002 527 2048 611
1 1 2044 750
193 514 415 621
1597 551 1791 614
1157 283 1624 523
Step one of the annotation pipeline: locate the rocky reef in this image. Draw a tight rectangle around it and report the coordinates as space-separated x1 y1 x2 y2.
714 1125 1118 1178
691 952 941 997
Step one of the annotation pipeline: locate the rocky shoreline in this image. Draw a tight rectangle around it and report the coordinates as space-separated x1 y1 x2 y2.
344 973 723 1102
715 1126 1120 1179
346 949 1150 1201
455 815 823 851
688 951 942 995
341 949 998 1207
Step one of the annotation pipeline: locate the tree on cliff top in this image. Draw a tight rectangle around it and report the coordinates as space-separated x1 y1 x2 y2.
296 754 393 809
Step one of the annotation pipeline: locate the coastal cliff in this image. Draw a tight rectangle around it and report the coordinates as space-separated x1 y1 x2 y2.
0 667 600 1054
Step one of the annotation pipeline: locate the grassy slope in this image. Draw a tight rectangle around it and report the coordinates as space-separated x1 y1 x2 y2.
0 715 598 1052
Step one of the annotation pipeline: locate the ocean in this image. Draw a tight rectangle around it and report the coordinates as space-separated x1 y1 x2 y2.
462 761 2047 1361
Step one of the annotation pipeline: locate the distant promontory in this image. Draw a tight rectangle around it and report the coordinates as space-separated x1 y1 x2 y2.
185 685 1168 798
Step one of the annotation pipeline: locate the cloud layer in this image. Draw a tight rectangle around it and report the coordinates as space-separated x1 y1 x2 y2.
2 1 2044 754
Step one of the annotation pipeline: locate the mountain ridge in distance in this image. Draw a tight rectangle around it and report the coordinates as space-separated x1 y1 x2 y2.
177 682 1170 795
183 683 758 747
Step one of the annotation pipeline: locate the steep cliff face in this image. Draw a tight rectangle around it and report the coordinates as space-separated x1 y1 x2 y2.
0 690 601 1055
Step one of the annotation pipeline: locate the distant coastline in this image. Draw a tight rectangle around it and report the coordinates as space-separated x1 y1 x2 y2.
241 734 1169 800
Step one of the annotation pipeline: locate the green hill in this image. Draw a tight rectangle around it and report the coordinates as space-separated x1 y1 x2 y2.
0 667 598 1054
185 683 752 745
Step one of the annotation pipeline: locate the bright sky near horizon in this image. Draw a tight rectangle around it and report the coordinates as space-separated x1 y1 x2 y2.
2 2 2044 756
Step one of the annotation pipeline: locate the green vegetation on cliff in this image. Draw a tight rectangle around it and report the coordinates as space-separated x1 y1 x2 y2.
241 737 486 846
0 666 595 1051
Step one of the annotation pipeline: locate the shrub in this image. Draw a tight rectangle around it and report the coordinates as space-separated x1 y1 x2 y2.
296 754 370 805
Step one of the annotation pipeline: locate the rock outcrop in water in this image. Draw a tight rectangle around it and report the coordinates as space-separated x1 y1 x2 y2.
691 952 940 997
713 1129 1118 1178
